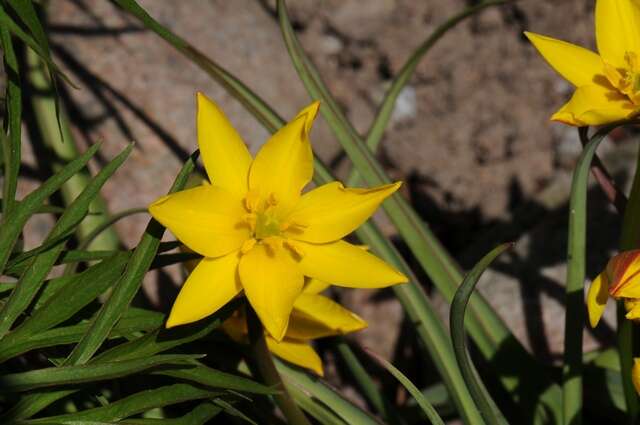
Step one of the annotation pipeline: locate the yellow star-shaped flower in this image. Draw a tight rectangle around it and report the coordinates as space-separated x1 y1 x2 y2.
149 93 407 340
526 0 640 126
223 277 367 376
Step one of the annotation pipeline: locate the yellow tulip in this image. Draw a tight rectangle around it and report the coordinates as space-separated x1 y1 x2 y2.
149 93 407 340
223 277 366 376
525 0 640 126
587 250 640 327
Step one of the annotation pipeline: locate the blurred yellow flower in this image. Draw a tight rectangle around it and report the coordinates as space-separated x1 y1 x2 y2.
223 277 366 376
149 93 407 340
525 0 640 126
587 250 640 327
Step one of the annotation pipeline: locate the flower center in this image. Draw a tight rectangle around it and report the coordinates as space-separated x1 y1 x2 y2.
604 51 640 104
255 209 282 239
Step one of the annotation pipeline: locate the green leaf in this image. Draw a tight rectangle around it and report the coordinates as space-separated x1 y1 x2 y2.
8 252 130 338
450 243 512 425
117 402 222 425
0 354 202 393
366 348 445 425
95 299 237 362
6 249 127 277
64 151 198 365
0 144 133 337
154 364 273 395
0 308 164 363
0 142 100 276
563 124 625 424
275 359 380 425
23 384 222 424
0 25 21 217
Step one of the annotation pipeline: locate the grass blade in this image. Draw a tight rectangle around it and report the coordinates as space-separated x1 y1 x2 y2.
450 243 512 425
0 25 21 216
366 348 445 425
64 151 197 365
23 384 222 424
0 354 202 393
0 144 132 337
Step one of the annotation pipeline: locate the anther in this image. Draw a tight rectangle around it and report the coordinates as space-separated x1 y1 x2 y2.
241 238 257 254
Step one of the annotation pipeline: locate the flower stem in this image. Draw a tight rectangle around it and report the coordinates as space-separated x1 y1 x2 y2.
246 306 312 425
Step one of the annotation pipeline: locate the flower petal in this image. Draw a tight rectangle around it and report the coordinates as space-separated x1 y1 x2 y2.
633 358 640 396
238 243 304 341
166 252 242 328
587 272 610 328
197 93 253 197
524 32 603 87
286 181 401 243
625 299 640 320
149 185 250 258
292 293 367 336
551 84 636 126
266 336 323 376
249 102 320 211
303 278 330 294
608 250 640 298
298 240 407 288
596 0 640 69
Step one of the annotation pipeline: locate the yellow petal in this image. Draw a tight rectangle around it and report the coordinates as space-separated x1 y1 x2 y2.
149 185 250 258
291 293 367 337
303 278 330 294
524 32 603 87
286 181 401 243
166 252 242 328
197 93 253 197
298 240 407 288
249 102 320 211
607 250 640 298
595 0 640 69
633 358 640 396
625 299 640 320
587 272 610 328
238 243 304 341
551 84 636 126
266 336 323 376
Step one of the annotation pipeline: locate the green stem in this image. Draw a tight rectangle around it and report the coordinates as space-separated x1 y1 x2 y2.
618 145 640 420
246 306 312 425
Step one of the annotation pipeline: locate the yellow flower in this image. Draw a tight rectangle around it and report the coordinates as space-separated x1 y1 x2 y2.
223 277 366 376
525 0 640 126
587 250 640 327
149 93 407 340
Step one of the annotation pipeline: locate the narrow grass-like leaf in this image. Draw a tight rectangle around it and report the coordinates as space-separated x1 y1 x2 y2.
0 4 73 86
0 144 132 337
6 249 127 277
0 354 202 393
0 142 99 276
562 124 626 424
284 381 349 425
118 402 223 425
275 359 380 425
9 252 130 338
155 364 273 395
23 384 222 424
450 243 512 425
212 398 257 425
0 26 21 216
366 348 444 425
0 308 164 363
65 151 197 365
94 299 238 362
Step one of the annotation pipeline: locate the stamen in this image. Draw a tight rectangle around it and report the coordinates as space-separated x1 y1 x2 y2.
262 236 282 255
284 240 305 258
241 238 257 254
244 190 260 212
242 213 257 232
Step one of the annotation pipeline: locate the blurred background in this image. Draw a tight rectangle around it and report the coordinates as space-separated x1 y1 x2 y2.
8 0 637 402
